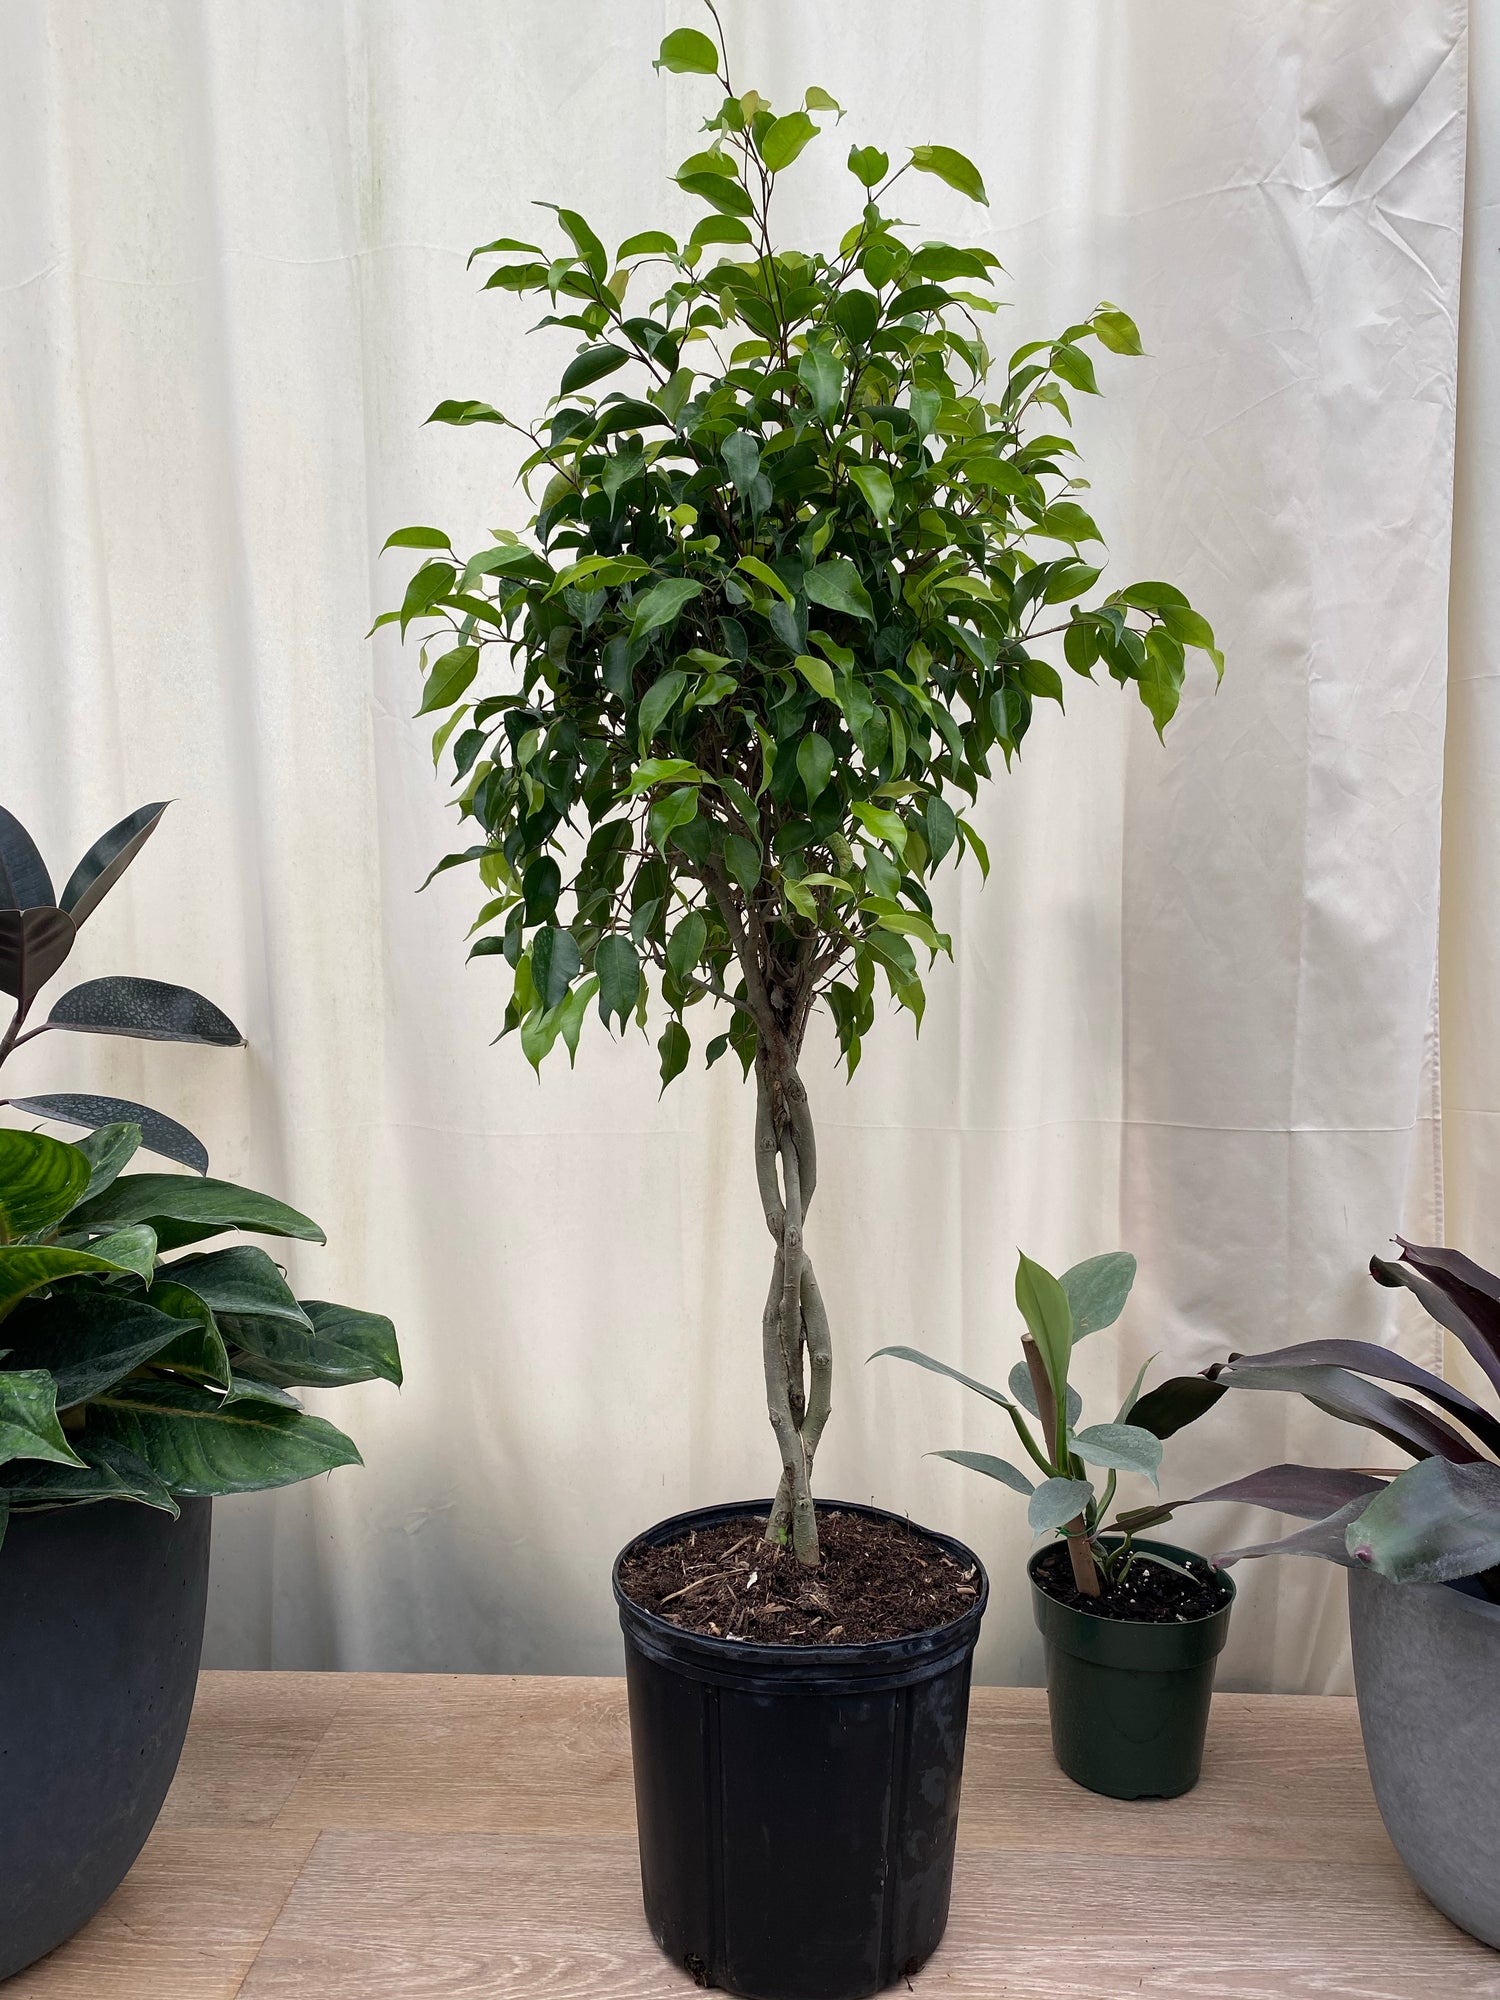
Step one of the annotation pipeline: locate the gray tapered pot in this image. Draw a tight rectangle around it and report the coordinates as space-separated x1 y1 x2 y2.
0 1497 211 1979
1348 1564 1500 1948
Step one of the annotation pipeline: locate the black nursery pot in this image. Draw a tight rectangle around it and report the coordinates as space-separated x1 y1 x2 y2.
614 1498 989 2000
0 1496 212 1979
1029 1535 1234 1801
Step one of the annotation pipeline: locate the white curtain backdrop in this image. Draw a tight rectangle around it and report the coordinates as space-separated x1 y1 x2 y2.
0 0 1474 1690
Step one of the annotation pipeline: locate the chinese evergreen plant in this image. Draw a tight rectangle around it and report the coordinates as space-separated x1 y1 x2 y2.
0 802 400 1534
385 11 1220 1566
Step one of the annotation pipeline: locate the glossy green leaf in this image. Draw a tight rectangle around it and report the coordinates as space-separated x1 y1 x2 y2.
847 144 888 187
760 111 817 172
658 1020 690 1091
804 559 875 624
1015 1251 1073 1406
90 1376 362 1496
228 1300 403 1390
0 1294 196 1407
655 27 720 73
532 927 582 1010
0 1128 90 1238
0 1370 85 1470
850 465 894 527
796 733 835 804
631 579 703 644
560 345 629 395
909 143 988 205
69 1176 324 1249
0 1243 148 1317
798 347 843 422
596 935 641 1031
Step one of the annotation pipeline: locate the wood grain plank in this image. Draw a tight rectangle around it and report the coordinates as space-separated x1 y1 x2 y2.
235 1827 1500 2000
158 1670 349 1829
960 1690 1395 1863
5 1828 315 2000
272 1673 636 1837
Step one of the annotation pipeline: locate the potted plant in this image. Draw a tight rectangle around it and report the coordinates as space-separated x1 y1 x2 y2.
875 1249 1234 1799
1134 1238 1500 1947
0 800 401 1979
384 14 1219 1994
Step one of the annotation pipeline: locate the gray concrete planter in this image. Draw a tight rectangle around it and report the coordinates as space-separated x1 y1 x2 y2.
0 1497 211 1979
1348 1564 1500 1948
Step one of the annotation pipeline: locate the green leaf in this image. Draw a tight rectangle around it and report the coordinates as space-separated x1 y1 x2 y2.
794 653 838 702
0 1128 90 1237
737 555 794 605
1016 659 1063 706
0 1294 196 1407
655 27 720 73
0 1369 86 1469
631 578 703 644
553 207 608 280
647 786 700 850
229 1299 402 1390
76 1224 158 1283
1 1438 177 1513
416 644 479 716
73 1122 143 1201
804 559 875 624
868 1345 1017 1413
426 399 505 427
0 1243 152 1317
798 347 844 423
166 1246 311 1328
1093 307 1143 355
1015 1251 1073 1407
1070 1422 1162 1484
1036 501 1103 545
676 170 754 217
382 525 452 553
1008 1361 1082 1430
1028 1475 1095 1537
532 927 582 1010
1061 1252 1137 1337
618 229 679 260
625 757 705 794
797 734 835 804
760 111 817 172
850 465 894 527
638 668 689 746
721 430 762 494
560 345 629 395
1138 626 1187 739
924 795 957 867
666 911 707 984
851 801 906 851
90 1376 362 1495
1049 343 1100 395
847 144 889 187
909 144 989 205
658 1020 690 1091
596 935 642 1031
1345 1457 1500 1585
69 1176 325 1249
932 1448 1034 1497
724 834 761 895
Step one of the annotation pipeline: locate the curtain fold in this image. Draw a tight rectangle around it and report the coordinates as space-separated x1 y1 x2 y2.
0 0 1470 1689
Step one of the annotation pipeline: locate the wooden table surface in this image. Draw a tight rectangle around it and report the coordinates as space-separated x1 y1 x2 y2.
7 1672 1497 1999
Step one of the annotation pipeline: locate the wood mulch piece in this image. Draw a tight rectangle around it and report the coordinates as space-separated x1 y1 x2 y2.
1032 1541 1227 1623
617 1509 979 1645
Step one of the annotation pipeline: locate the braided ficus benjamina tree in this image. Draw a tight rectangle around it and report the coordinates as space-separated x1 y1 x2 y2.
384 12 1221 1567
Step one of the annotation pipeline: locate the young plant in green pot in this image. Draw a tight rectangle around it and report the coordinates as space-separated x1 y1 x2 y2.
876 1249 1234 1800
385 14 1218 1994
1136 1240 1500 1948
0 801 401 1980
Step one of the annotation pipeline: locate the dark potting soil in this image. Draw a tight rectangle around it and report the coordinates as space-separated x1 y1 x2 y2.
617 1510 980 1644
1032 1541 1226 1623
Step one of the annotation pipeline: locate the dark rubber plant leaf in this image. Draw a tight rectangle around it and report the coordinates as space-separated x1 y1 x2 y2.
1214 1360 1482 1464
4 1094 209 1174
0 1294 199 1408
1225 1337 1500 1458
1115 1462 1388 1537
1346 1456 1500 1585
46 976 244 1048
47 980 244 1048
1126 1371 1226 1440
0 1128 90 1237
89 1374 362 1495
1371 1243 1500 1400
69 1175 324 1248
0 908 75 1010
0 807 55 911
59 802 169 925
2 1437 177 1515
225 1299 403 1389
0 1369 86 1470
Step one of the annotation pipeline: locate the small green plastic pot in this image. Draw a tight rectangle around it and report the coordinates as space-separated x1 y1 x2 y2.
1029 1536 1235 1800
